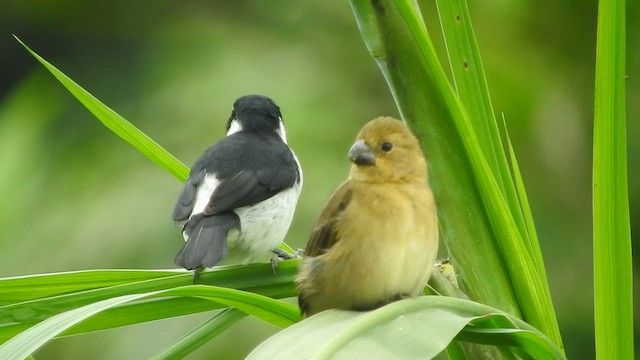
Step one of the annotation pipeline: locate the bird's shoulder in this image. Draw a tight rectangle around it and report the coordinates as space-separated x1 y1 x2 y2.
192 132 296 176
173 132 300 220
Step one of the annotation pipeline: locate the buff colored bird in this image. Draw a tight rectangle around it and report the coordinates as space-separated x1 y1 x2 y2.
297 117 438 317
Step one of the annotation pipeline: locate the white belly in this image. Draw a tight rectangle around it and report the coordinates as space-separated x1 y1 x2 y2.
222 182 301 264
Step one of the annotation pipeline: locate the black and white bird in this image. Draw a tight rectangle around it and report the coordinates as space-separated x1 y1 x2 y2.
172 95 302 271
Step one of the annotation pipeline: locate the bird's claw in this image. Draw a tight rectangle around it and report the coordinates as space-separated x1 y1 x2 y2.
270 248 305 275
272 248 304 260
191 268 203 285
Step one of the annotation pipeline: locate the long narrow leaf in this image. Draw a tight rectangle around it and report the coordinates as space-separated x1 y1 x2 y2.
350 0 519 318
434 0 545 275
502 121 548 285
14 35 189 182
593 0 633 358
0 293 147 360
0 285 299 360
150 309 247 360
0 261 299 341
0 269 181 306
392 1 559 344
434 3 560 345
433 0 512 205
156 286 300 327
351 0 562 347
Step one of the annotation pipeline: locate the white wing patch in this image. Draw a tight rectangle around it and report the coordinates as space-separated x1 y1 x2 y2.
276 118 288 144
191 173 220 218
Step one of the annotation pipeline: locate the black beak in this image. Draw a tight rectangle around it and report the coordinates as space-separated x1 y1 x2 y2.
348 139 375 166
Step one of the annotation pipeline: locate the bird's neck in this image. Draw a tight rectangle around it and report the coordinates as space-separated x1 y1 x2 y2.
348 167 428 185
226 119 287 144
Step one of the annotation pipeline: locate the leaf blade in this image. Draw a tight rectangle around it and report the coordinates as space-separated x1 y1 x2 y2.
592 0 633 358
150 308 247 360
0 285 299 360
247 296 565 360
14 35 189 182
350 0 520 319
0 262 299 341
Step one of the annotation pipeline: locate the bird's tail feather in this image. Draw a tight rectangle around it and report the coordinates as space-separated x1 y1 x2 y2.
175 213 240 270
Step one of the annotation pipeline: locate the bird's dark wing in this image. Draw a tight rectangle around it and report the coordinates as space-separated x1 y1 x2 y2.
193 132 299 215
204 166 298 215
304 181 353 257
298 181 352 315
172 169 206 225
173 132 299 219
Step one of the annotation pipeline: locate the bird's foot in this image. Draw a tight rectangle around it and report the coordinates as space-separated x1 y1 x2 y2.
272 248 304 260
191 267 203 285
270 248 304 275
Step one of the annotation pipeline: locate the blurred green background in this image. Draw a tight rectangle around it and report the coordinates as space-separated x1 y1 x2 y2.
0 1 637 359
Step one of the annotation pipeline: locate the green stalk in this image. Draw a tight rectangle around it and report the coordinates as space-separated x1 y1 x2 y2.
350 0 520 318
150 309 247 360
350 0 563 349
434 0 546 277
593 0 633 358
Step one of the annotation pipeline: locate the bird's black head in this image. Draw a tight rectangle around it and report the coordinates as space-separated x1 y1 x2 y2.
227 95 284 138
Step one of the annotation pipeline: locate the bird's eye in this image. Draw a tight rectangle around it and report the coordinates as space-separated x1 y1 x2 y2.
381 142 393 152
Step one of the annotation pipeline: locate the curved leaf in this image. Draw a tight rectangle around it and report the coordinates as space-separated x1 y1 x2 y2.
14 35 189 182
150 308 247 360
0 285 299 360
247 296 565 360
0 262 299 342
0 293 147 360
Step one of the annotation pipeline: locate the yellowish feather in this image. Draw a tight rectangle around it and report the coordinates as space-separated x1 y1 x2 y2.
297 117 439 316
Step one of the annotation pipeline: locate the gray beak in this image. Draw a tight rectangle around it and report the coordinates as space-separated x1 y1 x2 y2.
348 139 375 166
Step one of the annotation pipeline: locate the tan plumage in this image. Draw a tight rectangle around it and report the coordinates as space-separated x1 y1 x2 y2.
297 117 439 317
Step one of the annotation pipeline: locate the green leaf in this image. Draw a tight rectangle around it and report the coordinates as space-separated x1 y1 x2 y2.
350 1 563 350
0 269 181 306
434 0 548 279
350 0 519 319
247 296 565 360
0 285 300 360
434 0 510 199
395 0 562 347
13 35 189 182
502 121 547 284
0 293 148 360
593 0 633 358
0 261 299 342
156 286 300 328
150 309 247 360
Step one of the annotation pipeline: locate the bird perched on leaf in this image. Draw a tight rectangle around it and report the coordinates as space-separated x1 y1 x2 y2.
297 117 438 317
172 95 302 272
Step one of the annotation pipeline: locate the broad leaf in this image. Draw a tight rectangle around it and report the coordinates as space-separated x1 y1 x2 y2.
247 297 565 360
